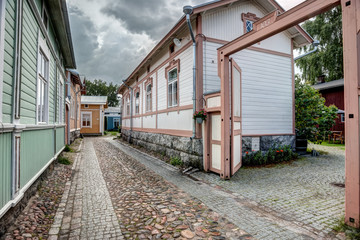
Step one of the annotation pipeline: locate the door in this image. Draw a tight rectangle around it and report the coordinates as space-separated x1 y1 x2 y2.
209 112 222 173
231 59 242 175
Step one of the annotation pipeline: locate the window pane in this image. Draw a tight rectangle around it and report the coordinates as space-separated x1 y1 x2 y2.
169 68 177 82
246 20 253 32
173 81 177 106
168 84 172 106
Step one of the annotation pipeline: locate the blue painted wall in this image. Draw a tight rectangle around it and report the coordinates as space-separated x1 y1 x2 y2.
105 116 121 130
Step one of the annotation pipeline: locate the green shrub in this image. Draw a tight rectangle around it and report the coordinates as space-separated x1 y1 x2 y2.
170 157 183 166
58 156 71 165
243 145 298 166
64 145 72 152
104 131 108 135
111 132 117 136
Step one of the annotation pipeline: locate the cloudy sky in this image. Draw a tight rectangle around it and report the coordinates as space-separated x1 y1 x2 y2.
67 0 304 85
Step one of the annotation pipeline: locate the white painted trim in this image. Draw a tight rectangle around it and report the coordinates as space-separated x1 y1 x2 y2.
0 146 65 218
0 0 6 122
81 111 92 128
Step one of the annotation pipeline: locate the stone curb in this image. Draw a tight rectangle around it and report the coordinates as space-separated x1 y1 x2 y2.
48 140 83 240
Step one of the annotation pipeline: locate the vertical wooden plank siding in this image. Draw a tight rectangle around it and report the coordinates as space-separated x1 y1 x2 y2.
20 129 54 188
0 133 12 210
56 126 65 152
2 0 16 123
19 0 38 124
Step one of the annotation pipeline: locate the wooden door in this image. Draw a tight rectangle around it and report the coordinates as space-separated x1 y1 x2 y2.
231 59 242 175
209 112 222 174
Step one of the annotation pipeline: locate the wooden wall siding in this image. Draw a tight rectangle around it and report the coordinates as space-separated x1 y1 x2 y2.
34 0 41 13
157 66 167 110
232 49 292 135
19 1 39 124
143 115 156 129
20 129 54 188
0 133 12 210
202 1 291 54
157 109 193 131
203 41 221 93
48 56 55 123
178 46 193 106
56 127 65 152
2 0 16 123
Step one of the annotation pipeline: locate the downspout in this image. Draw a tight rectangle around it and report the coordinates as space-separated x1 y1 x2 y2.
294 40 320 61
122 81 133 143
184 6 196 140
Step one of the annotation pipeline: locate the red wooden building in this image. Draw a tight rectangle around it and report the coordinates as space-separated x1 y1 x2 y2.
312 79 344 133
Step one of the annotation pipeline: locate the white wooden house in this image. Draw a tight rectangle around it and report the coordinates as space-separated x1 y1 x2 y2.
118 0 312 177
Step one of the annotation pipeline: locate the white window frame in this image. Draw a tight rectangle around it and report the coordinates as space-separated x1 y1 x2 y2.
167 67 178 107
0 0 6 122
58 70 64 123
81 112 92 128
126 95 130 116
113 118 120 129
135 91 140 114
146 84 152 112
341 113 345 123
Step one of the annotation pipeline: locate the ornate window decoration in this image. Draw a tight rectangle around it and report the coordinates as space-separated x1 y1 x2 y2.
241 12 260 33
165 59 180 108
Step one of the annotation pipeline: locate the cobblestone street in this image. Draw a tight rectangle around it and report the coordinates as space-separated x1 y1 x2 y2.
49 137 345 240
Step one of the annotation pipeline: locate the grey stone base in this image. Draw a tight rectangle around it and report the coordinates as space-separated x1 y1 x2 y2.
242 135 296 154
70 130 80 144
0 162 56 237
121 129 203 169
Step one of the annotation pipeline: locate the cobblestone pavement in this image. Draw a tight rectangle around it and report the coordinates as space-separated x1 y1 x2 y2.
53 138 123 239
108 138 345 240
191 143 345 239
94 138 253 240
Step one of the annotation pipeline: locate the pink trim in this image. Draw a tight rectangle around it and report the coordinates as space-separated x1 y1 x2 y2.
122 104 193 120
291 40 295 135
241 12 260 34
196 14 204 139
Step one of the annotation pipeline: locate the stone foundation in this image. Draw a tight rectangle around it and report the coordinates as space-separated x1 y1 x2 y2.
70 130 80 144
121 129 203 169
242 135 296 153
0 162 56 237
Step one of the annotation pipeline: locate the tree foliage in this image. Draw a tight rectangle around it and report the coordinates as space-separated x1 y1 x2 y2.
295 77 338 143
85 79 119 107
296 6 343 85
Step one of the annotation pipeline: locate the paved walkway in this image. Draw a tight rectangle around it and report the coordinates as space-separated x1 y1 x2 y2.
50 139 123 239
107 139 345 240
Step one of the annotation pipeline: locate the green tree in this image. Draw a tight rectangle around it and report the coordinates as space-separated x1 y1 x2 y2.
85 79 119 107
295 77 338 143
296 6 343 85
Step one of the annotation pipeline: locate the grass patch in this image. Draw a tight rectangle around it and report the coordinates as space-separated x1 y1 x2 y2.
58 156 71 165
63 145 72 152
333 216 360 239
320 141 345 150
170 157 183 166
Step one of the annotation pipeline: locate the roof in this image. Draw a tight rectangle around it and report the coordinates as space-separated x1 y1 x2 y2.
312 79 344 91
105 107 121 113
47 0 76 68
119 0 312 93
81 96 108 105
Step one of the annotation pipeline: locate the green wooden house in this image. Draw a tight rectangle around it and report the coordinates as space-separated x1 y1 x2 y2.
0 0 76 222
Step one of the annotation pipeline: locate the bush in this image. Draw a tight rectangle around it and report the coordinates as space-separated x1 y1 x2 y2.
58 156 71 165
64 145 72 152
243 145 298 166
170 157 183 166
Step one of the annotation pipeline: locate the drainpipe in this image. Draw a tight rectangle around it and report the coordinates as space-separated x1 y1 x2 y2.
122 80 133 143
294 40 320 61
184 5 196 140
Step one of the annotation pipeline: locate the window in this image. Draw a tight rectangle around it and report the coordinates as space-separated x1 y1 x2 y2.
245 20 253 32
146 84 152 112
341 113 345 122
147 65 150 73
168 68 178 107
59 80 63 123
114 118 120 129
81 112 92 127
71 98 75 119
126 95 130 116
135 91 140 114
37 50 49 123
84 104 89 108
241 12 259 34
